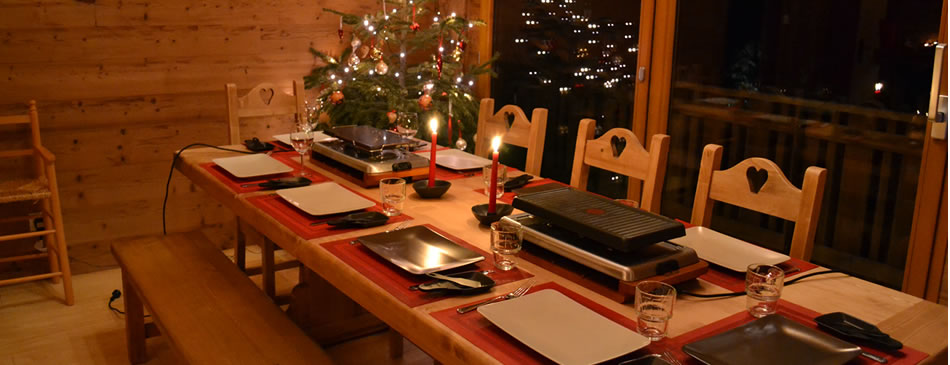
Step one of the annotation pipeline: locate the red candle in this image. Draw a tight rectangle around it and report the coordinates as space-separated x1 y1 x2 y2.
428 118 438 187
488 136 501 214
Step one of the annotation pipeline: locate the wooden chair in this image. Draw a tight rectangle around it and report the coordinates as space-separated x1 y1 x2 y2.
0 100 73 305
569 118 670 213
226 80 305 145
474 98 548 176
225 81 305 299
690 144 828 261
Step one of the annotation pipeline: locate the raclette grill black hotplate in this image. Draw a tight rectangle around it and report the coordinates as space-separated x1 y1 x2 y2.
512 187 685 253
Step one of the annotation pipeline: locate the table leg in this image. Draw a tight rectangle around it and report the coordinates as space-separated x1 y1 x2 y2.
261 238 276 299
122 269 147 364
388 329 404 358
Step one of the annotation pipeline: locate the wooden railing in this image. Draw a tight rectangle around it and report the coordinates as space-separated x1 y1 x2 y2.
661 81 926 289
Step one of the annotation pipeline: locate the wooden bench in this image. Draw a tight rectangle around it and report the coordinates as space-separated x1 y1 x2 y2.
112 233 333 365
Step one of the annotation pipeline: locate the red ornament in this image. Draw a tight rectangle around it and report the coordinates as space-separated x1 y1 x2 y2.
387 110 397 124
410 4 420 31
458 39 466 51
330 90 344 105
437 36 444 79
418 94 432 110
338 16 344 42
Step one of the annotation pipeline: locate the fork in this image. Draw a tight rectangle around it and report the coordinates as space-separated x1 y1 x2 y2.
456 281 534 314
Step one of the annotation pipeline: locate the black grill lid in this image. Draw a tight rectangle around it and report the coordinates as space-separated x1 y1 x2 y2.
512 187 685 252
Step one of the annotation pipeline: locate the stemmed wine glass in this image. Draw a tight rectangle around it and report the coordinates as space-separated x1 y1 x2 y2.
289 124 313 176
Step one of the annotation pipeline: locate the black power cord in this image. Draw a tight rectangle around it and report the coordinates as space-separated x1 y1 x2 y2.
163 143 256 235
107 289 150 317
677 269 844 298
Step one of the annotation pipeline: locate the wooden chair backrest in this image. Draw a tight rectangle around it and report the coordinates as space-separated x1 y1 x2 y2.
0 100 46 180
226 81 305 145
690 144 827 260
569 118 670 213
474 98 548 176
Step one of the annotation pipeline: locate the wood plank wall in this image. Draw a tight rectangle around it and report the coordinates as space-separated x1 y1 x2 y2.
0 0 377 250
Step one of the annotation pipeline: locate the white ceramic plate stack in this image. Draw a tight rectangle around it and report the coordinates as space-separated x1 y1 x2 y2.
668 226 790 271
276 182 375 216
212 154 293 178
415 149 492 170
478 289 649 365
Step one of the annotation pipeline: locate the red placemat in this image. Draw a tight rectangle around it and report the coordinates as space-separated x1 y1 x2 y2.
200 152 330 194
430 281 641 365
246 191 412 240
650 300 929 365
473 178 569 204
322 224 534 308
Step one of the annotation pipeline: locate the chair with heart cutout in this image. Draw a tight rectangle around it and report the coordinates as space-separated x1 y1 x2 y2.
225 80 306 300
474 98 548 176
690 144 828 261
569 118 670 214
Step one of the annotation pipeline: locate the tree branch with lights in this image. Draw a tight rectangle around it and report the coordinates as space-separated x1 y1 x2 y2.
305 0 496 149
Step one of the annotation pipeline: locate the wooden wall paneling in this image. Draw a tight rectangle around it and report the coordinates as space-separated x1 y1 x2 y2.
0 0 379 253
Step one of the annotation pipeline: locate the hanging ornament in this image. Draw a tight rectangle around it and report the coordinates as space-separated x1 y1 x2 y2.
347 52 361 67
338 16 344 42
437 35 444 79
350 37 361 50
370 37 382 61
356 45 370 59
457 38 466 51
375 59 390 75
330 90 345 105
410 4 420 31
387 110 398 124
418 93 432 110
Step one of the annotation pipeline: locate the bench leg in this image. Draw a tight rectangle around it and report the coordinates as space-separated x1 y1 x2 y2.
261 238 276 299
235 217 246 272
122 269 148 364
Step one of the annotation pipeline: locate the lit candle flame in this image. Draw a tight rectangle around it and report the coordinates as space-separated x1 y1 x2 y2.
491 136 501 152
429 118 439 133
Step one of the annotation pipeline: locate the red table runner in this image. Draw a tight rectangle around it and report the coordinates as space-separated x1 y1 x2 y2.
322 224 533 308
650 300 928 365
473 178 568 205
246 191 412 240
200 152 330 194
430 282 640 364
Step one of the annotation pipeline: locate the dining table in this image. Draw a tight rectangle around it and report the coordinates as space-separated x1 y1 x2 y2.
174 144 948 364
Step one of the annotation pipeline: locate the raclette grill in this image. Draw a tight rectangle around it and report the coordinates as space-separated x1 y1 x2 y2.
511 187 685 253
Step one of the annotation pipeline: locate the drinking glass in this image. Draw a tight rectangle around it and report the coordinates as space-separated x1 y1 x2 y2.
289 125 313 176
482 165 507 198
395 112 419 138
634 281 676 341
490 221 522 271
379 178 407 217
746 264 784 318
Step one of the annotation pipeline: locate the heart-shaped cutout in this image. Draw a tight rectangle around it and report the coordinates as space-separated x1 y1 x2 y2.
503 112 515 129
610 135 626 158
259 88 275 105
746 166 769 194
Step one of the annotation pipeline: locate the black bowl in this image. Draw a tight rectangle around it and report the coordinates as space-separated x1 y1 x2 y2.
412 179 451 199
471 203 514 225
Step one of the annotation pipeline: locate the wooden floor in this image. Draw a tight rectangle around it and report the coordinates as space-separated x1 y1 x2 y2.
0 259 433 364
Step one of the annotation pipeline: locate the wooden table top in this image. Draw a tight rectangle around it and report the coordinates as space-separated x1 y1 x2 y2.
175 146 948 364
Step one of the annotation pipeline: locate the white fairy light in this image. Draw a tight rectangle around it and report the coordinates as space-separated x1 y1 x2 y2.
344 67 350 73
363 19 369 26
330 74 336 79
400 52 406 58
433 16 439 22
468 80 474 86
394 72 400 77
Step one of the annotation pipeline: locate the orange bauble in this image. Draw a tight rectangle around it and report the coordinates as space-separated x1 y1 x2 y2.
329 90 344 105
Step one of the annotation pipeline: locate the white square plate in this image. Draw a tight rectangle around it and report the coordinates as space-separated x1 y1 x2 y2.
414 149 491 170
478 289 649 365
669 226 790 272
276 182 375 216
212 154 293 178
273 131 336 146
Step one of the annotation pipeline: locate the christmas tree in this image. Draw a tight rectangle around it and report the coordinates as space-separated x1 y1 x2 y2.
305 0 495 149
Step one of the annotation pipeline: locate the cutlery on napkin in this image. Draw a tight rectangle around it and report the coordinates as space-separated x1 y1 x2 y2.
241 177 312 189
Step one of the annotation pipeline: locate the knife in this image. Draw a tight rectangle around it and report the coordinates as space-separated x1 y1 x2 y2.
426 272 484 288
